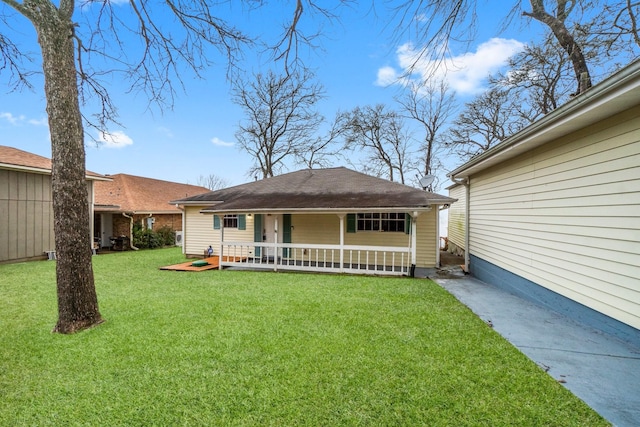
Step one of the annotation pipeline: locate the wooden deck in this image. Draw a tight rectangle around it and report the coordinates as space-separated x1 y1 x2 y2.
160 256 245 272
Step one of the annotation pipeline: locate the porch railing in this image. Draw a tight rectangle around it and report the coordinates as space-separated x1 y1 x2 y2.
219 242 412 276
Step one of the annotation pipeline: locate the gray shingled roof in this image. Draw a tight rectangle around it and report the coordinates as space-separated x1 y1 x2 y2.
172 167 455 212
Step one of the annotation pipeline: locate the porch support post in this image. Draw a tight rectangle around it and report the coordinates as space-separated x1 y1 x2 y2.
273 216 278 272
180 206 186 255
337 214 345 273
218 215 224 265
435 207 441 267
410 211 421 275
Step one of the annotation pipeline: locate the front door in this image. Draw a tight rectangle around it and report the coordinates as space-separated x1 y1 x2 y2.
264 214 282 259
100 213 113 248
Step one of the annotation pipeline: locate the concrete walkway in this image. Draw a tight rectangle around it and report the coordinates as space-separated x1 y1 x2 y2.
432 272 640 427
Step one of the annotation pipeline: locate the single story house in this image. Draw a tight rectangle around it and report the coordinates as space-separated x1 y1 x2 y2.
0 145 109 263
93 173 209 249
448 59 640 346
172 167 456 276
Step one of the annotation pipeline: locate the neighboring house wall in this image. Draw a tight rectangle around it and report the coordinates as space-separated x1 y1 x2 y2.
468 105 640 331
0 169 55 262
109 213 183 239
112 214 130 238
151 213 182 231
447 184 466 256
0 169 94 263
133 213 182 231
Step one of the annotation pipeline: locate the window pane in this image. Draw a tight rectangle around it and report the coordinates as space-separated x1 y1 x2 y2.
223 214 238 228
381 212 405 232
357 213 380 231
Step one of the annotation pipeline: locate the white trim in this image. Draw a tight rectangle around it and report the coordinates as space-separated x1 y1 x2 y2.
337 214 345 273
199 205 447 215
220 242 411 276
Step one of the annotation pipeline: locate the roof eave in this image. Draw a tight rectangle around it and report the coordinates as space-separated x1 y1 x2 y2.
170 200 224 206
1 162 111 181
199 203 455 215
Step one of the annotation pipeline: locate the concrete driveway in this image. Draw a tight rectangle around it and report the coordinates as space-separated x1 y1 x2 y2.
433 272 640 427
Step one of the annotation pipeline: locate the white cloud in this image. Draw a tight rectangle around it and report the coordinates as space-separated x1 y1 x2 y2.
28 117 48 126
211 137 234 147
157 126 174 138
98 130 133 148
1 112 49 127
376 66 400 87
1 112 25 125
376 37 525 95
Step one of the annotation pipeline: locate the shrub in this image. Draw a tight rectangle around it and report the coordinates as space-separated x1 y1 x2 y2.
133 225 175 249
156 225 176 246
134 228 162 249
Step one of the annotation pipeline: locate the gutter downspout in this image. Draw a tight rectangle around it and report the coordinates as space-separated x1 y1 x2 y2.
176 205 186 255
122 212 139 250
451 177 470 273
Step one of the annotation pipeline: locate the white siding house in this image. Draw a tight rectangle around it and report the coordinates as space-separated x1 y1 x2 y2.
175 167 454 276
448 61 640 346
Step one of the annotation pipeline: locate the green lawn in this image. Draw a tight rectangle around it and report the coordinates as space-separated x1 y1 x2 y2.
0 248 608 426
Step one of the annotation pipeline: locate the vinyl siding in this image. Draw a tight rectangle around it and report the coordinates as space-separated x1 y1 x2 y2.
183 208 254 256
469 106 640 330
0 169 55 263
183 209 439 267
447 184 466 251
415 209 437 267
291 211 437 268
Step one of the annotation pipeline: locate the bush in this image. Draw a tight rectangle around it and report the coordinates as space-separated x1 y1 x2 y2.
132 224 176 249
133 228 163 249
156 226 176 246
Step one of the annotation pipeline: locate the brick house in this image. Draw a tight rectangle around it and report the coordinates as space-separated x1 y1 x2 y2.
93 174 209 249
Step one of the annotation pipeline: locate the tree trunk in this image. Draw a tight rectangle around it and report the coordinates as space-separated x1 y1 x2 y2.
525 0 592 94
34 6 103 333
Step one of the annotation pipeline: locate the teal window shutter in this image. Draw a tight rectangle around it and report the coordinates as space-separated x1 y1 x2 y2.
282 214 292 257
405 213 411 234
253 214 263 257
238 214 246 230
213 215 220 230
346 214 356 233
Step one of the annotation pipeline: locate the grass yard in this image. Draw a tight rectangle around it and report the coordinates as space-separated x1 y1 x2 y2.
0 247 608 426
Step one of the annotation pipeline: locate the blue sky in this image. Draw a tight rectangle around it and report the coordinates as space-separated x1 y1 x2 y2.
1 2 533 188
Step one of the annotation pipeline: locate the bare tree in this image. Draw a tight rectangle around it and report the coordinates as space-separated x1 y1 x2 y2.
395 80 456 190
445 87 529 162
609 0 640 47
0 0 344 333
387 0 476 75
196 174 229 191
295 114 344 169
390 1 638 95
233 70 325 178
520 0 593 94
339 104 415 184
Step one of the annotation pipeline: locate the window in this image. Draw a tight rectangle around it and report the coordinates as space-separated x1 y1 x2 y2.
356 213 406 233
223 214 238 228
214 214 246 230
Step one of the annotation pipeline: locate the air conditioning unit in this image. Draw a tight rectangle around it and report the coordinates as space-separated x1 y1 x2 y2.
175 231 183 246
